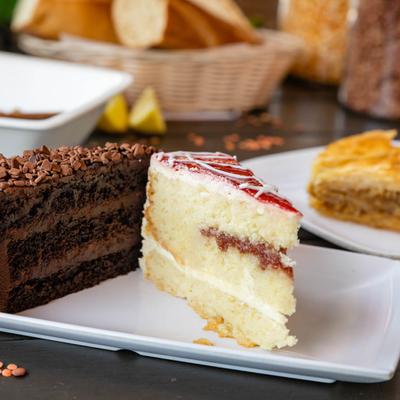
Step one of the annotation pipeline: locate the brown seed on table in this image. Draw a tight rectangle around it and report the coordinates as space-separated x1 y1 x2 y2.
7 363 17 371
187 132 205 147
223 133 241 152
226 133 240 142
224 141 236 151
12 367 27 377
2 369 12 377
238 139 261 151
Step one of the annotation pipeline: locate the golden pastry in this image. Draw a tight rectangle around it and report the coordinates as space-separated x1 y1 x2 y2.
308 130 400 232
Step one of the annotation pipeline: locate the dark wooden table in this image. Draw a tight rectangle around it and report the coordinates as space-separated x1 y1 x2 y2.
1 80 400 399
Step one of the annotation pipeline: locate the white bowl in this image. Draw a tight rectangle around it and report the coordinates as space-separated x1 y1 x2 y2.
0 52 132 157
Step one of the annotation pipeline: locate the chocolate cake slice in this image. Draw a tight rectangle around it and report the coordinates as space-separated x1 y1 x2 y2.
0 142 155 313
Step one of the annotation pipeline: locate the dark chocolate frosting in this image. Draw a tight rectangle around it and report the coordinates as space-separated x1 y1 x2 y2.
0 142 155 192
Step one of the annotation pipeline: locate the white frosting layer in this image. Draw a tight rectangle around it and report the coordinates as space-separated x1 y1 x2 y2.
156 151 280 199
151 157 300 221
141 230 288 325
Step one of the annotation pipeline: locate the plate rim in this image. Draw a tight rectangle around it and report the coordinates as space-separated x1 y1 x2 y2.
1 244 399 383
242 144 400 259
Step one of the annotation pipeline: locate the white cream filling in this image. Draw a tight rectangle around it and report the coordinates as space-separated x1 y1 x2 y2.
141 231 288 325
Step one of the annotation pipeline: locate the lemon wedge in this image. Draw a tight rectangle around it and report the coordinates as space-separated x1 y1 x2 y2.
98 94 129 133
129 87 166 134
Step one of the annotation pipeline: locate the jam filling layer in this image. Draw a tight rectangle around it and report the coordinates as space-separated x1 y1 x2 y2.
200 227 293 277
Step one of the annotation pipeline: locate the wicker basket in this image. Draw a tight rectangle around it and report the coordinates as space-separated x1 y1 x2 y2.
18 30 303 115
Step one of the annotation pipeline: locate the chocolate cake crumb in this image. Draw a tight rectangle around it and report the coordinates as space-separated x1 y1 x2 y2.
0 143 155 191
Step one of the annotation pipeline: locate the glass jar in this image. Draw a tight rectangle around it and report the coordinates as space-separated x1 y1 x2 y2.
278 0 349 85
339 0 400 119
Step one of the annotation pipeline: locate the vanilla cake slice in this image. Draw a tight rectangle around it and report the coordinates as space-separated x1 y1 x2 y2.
140 151 302 350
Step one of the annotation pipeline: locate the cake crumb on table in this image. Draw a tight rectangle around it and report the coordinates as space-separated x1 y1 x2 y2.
204 316 224 332
237 112 283 129
187 132 205 147
223 133 241 151
193 338 215 346
239 135 284 151
223 134 284 152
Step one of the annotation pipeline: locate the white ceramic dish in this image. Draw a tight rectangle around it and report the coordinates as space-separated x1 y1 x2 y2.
0 245 399 383
0 52 131 157
242 146 400 259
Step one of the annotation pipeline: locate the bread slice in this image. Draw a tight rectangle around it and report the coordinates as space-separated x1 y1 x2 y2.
186 0 260 44
111 0 168 49
12 0 118 42
308 130 400 231
112 0 260 49
164 0 221 48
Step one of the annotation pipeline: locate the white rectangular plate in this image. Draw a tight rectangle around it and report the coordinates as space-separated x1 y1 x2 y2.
1 245 399 383
242 146 400 259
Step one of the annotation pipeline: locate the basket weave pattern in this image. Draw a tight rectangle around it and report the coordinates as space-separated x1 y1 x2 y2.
19 30 302 113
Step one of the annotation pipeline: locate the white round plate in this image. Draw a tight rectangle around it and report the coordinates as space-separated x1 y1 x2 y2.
242 147 400 259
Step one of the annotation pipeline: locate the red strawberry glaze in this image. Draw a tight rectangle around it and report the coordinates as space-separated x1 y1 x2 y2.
155 151 301 215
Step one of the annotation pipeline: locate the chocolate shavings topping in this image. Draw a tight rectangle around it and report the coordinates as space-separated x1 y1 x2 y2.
0 143 155 192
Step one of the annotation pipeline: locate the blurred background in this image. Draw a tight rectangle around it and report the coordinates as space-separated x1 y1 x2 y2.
0 0 399 157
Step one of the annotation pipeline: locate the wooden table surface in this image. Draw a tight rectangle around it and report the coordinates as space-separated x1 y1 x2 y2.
2 0 400 395
1 79 400 399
